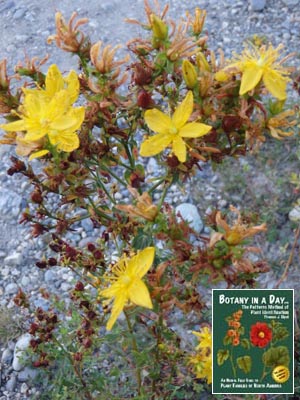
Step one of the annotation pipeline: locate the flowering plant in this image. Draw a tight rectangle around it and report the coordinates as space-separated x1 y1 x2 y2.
0 1 298 398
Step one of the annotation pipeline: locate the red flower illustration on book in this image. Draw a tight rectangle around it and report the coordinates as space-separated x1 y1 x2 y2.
250 322 272 348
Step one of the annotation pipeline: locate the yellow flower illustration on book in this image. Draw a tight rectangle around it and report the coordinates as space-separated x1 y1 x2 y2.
0 64 85 159
100 247 155 331
140 91 211 163
219 43 290 100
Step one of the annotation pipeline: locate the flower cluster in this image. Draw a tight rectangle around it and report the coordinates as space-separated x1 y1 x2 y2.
0 64 84 159
226 309 244 346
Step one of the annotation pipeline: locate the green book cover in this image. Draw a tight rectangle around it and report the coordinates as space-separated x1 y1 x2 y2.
212 289 294 394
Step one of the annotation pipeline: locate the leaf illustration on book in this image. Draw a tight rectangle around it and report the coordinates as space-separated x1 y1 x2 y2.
237 355 252 374
240 338 250 349
223 335 232 346
217 349 230 366
270 320 289 343
262 346 290 368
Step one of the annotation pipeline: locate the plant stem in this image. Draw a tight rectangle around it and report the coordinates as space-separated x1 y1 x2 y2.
148 177 166 195
230 349 236 378
275 221 300 288
124 310 142 396
52 336 94 400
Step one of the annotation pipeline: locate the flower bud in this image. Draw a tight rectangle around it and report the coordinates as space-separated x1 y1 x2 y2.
191 8 206 35
0 59 9 89
196 52 210 72
150 14 168 41
182 60 198 89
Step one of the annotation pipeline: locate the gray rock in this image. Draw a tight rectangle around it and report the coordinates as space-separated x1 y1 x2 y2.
17 367 38 382
4 253 22 266
81 218 94 232
5 282 19 295
1 348 13 364
289 206 300 222
20 382 29 394
6 375 17 392
20 276 30 287
175 203 204 233
44 269 56 283
146 158 159 175
0 189 22 217
250 0 266 11
32 297 49 310
13 8 26 19
282 0 299 5
60 282 72 292
0 1 15 13
12 334 32 372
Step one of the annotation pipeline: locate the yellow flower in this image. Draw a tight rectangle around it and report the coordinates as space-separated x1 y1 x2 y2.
223 43 290 100
0 64 85 158
189 326 212 384
190 354 212 384
140 91 211 162
100 247 155 331
192 326 212 350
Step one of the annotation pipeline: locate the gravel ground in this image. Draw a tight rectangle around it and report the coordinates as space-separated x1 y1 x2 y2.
0 0 300 398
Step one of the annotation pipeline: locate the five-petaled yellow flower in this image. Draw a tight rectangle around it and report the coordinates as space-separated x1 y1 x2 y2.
100 247 155 331
192 326 212 350
189 326 212 384
222 43 290 100
140 91 211 163
0 64 85 159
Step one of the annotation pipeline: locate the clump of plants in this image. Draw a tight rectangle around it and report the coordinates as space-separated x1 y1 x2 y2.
0 1 299 398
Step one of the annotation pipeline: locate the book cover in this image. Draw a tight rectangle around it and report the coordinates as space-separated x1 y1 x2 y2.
212 289 294 394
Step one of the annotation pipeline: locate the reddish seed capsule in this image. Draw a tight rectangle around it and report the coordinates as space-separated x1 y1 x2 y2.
29 323 39 335
82 337 92 349
36 261 47 269
48 258 57 266
73 352 83 362
93 249 103 260
75 281 84 291
137 90 153 109
133 63 152 86
87 310 97 320
87 243 96 252
31 190 43 204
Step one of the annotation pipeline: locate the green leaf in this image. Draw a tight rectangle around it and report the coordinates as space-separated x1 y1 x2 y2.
262 346 290 368
132 228 153 249
223 335 232 346
237 356 252 374
240 338 250 350
217 349 229 366
238 326 245 336
271 321 289 343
